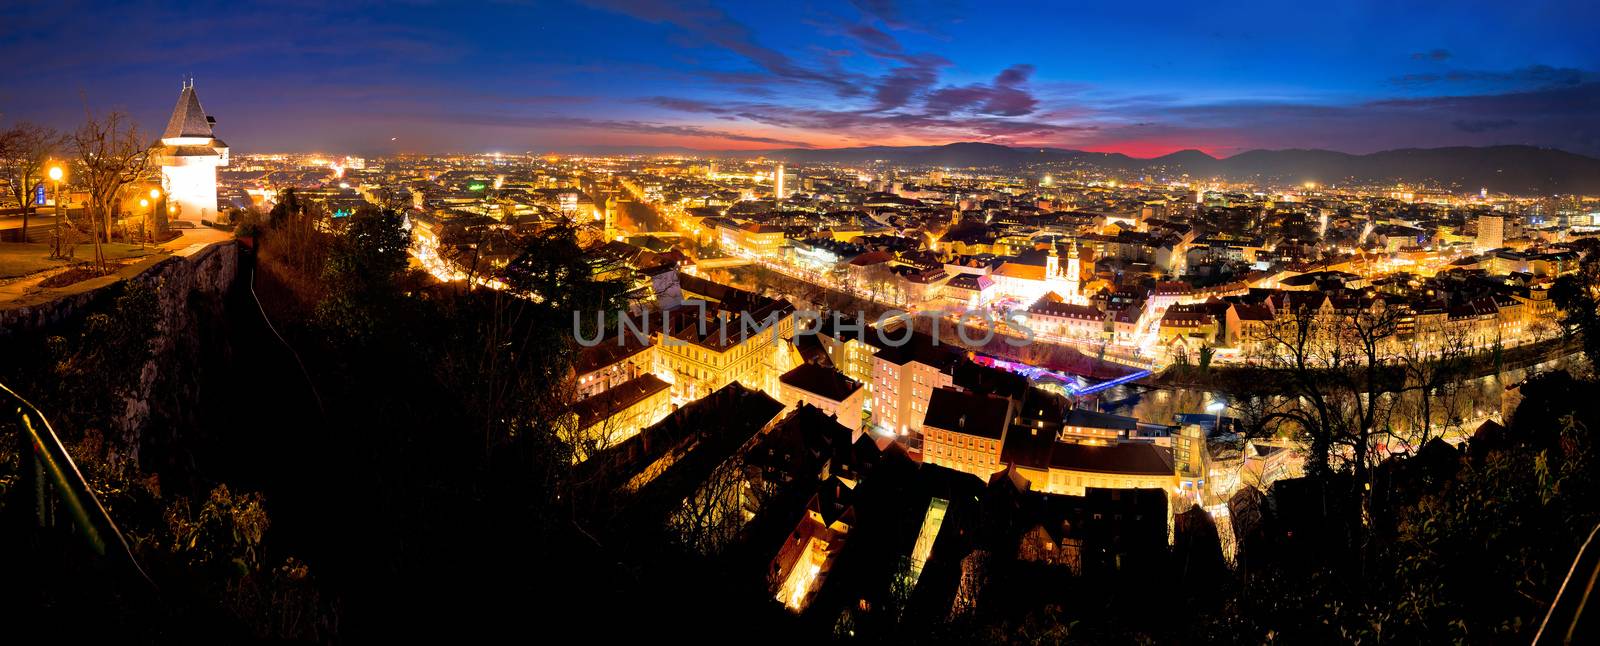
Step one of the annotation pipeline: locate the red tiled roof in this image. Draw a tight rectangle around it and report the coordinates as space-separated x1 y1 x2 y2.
994 262 1046 280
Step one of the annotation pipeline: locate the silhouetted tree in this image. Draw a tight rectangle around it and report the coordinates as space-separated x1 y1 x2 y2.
315 205 409 339
1551 249 1600 371
71 109 150 270
0 121 62 240
501 223 635 327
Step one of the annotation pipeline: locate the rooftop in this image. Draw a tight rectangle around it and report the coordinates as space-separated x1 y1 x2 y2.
780 363 863 402
162 83 216 140
923 388 1012 440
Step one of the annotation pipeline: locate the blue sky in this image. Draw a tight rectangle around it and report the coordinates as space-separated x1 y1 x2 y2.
2 0 1596 157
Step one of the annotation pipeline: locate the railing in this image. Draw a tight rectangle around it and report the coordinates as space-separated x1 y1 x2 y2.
2 381 152 586
1534 522 1600 644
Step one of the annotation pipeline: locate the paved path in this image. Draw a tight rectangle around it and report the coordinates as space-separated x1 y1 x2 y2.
0 228 234 309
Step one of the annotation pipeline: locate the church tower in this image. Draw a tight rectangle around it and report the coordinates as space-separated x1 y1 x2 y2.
1065 239 1081 301
603 194 618 238
1046 243 1060 280
154 79 228 224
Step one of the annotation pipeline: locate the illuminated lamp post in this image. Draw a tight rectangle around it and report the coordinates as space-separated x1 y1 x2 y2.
147 188 162 244
1206 399 1226 433
138 199 150 248
47 165 65 258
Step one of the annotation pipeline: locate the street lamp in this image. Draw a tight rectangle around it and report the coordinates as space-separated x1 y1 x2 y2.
145 188 162 244
47 165 65 258
1206 400 1227 432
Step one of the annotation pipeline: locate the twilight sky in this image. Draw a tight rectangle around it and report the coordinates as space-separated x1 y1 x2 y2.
2 0 1597 158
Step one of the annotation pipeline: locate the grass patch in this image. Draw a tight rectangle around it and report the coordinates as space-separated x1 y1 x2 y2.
37 266 115 288
0 242 156 280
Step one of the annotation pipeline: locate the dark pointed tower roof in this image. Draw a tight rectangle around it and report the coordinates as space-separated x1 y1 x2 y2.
162 80 214 139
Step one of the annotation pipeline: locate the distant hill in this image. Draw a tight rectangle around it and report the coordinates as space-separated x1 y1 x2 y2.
733 142 1600 195
757 142 1072 166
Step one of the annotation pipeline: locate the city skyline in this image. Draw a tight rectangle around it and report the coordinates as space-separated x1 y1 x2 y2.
2 0 1597 157
3 3 1599 639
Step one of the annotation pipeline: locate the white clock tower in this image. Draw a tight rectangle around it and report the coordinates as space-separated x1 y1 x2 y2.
154 79 228 224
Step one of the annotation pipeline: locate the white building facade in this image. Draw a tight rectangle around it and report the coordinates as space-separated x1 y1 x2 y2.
154 80 228 224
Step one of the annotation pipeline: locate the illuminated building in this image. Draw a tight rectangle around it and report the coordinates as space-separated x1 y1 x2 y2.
777 363 866 436
566 374 672 461
604 383 785 495
654 310 792 402
771 477 854 612
1476 214 1504 251
707 217 785 257
574 335 656 400
868 332 959 436
921 388 1012 476
990 240 1083 304
942 273 995 310
1232 303 1276 349
153 79 228 224
774 163 787 200
653 273 796 401
1003 432 1178 497
1173 423 1208 500
1060 408 1138 443
603 194 621 238
1157 303 1223 352
1026 298 1106 342
816 315 878 387
739 222 786 257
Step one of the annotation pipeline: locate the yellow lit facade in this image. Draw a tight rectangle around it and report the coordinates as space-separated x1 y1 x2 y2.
871 357 952 435
1016 462 1178 498
923 426 1004 476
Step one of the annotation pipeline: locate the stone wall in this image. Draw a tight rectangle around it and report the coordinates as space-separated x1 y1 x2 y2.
1 243 236 336
1 241 239 467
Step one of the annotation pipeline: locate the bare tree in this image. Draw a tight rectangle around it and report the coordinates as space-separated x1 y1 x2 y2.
1229 297 1412 570
667 448 764 556
0 122 63 241
1241 297 1405 481
438 221 512 290
1395 324 1471 448
72 109 151 271
1329 301 1405 485
1245 301 1340 478
860 263 897 304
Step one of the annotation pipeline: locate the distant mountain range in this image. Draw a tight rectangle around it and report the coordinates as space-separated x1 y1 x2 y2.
544 143 1593 196
541 141 1600 195
731 142 1600 195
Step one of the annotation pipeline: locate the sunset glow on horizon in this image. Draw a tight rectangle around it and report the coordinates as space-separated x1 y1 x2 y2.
3 1 1596 158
